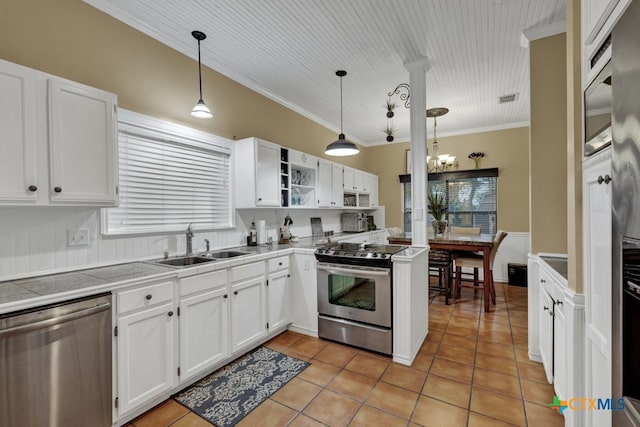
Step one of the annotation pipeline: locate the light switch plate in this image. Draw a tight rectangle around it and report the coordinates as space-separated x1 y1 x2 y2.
68 228 89 247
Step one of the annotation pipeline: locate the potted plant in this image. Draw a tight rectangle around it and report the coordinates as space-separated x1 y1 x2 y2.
385 99 396 118
427 189 447 236
468 151 485 169
383 125 395 142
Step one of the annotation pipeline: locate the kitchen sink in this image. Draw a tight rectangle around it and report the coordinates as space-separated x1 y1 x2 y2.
153 255 216 267
206 250 251 259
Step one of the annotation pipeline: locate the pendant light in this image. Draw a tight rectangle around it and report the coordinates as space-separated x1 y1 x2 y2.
325 70 359 156
190 30 212 119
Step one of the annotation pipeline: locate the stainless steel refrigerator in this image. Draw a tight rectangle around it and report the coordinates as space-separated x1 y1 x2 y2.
612 0 640 425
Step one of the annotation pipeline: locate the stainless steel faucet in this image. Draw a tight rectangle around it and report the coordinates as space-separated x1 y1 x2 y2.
186 223 194 255
204 238 210 254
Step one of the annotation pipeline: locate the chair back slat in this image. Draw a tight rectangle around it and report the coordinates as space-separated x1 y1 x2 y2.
489 230 508 266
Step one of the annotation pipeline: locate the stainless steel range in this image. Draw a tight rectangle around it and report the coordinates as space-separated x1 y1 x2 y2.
315 242 407 355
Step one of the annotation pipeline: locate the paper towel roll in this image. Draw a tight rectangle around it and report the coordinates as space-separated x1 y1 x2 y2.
257 220 266 245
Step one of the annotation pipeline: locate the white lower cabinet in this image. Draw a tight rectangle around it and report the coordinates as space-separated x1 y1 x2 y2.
553 282 567 399
289 252 318 336
267 256 290 332
230 262 267 353
178 270 229 383
114 256 304 422
116 280 178 416
539 278 555 384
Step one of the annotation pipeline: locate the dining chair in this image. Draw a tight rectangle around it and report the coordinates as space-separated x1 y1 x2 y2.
429 249 453 305
453 230 508 305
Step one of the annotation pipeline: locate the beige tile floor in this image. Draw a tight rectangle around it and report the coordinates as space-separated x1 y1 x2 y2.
128 283 564 427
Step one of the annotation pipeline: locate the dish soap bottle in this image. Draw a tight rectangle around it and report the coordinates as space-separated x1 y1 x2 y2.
248 222 257 246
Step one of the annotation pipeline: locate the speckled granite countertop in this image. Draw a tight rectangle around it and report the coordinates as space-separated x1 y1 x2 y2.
540 256 568 281
0 231 383 314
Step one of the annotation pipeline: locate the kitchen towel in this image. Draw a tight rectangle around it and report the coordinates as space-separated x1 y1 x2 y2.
257 220 266 245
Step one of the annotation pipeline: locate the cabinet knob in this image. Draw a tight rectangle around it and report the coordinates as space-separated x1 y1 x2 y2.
168 311 174 317
604 174 612 184
557 300 563 306
258 197 262 202
543 306 549 311
234 290 238 295
54 187 62 193
597 175 604 184
145 294 152 300
28 185 38 192
278 262 283 266
540 279 546 284
223 294 228 299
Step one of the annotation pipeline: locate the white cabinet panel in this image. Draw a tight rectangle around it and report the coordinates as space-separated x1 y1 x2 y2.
332 163 344 207
234 137 281 207
255 140 281 206
317 159 343 208
230 276 266 352
583 150 612 427
48 78 117 204
179 287 229 382
539 280 554 384
0 60 38 204
289 253 318 336
117 301 177 415
267 269 289 331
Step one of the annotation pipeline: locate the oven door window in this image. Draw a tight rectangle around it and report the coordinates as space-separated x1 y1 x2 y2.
328 273 376 311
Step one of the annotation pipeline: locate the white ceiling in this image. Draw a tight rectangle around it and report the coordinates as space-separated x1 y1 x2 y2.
84 0 565 146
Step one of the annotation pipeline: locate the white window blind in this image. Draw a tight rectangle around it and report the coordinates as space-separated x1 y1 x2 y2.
103 111 232 235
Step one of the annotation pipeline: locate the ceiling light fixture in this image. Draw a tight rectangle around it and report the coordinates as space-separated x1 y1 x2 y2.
426 107 456 172
190 30 212 119
325 70 359 156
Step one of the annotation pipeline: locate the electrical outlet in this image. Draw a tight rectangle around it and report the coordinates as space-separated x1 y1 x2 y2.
303 259 310 270
68 228 89 247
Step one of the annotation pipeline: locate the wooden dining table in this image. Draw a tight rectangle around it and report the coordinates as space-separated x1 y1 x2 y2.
388 232 495 312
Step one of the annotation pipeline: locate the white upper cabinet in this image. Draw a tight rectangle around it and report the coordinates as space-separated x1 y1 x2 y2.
584 0 621 46
0 60 38 204
47 78 118 204
369 174 379 207
343 167 367 193
317 159 343 207
0 58 118 206
331 163 344 208
234 137 281 207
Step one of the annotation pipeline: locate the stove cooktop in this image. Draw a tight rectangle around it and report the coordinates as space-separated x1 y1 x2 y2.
314 243 407 267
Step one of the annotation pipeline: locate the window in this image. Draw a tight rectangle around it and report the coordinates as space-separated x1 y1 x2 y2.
102 110 233 235
400 168 498 234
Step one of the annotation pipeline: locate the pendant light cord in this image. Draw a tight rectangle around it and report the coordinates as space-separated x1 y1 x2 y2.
197 39 203 99
339 74 344 134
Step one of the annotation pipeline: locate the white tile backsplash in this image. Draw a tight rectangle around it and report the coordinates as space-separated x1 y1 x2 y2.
0 206 361 280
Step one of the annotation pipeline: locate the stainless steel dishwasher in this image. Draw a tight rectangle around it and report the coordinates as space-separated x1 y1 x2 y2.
0 292 112 427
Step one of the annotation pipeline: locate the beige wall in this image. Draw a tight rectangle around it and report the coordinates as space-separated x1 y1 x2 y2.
566 0 583 292
0 0 366 171
365 126 530 232
529 33 568 254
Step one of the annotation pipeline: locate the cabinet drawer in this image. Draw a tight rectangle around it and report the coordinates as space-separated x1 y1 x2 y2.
268 256 289 272
230 261 265 283
179 270 227 297
117 281 174 314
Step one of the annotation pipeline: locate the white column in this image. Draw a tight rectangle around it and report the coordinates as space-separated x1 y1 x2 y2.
404 57 431 247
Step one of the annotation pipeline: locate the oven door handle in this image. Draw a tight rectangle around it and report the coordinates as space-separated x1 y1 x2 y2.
318 264 390 277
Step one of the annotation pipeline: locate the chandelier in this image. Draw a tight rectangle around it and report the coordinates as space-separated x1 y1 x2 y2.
426 107 456 172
